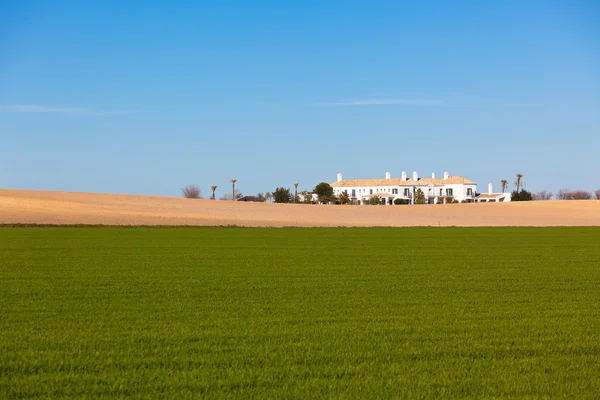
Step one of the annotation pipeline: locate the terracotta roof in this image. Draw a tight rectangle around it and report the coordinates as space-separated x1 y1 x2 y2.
331 175 476 188
361 192 393 198
476 193 508 199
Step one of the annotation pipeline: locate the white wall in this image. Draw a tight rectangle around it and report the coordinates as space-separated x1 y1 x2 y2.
334 182 479 204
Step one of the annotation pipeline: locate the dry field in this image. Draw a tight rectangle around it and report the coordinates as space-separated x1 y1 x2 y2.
1 189 599 227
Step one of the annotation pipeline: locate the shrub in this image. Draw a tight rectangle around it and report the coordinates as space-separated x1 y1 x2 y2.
181 185 202 199
414 189 426 204
556 189 570 200
444 196 454 204
338 192 350 205
556 189 593 200
533 190 553 201
595 190 600 200
511 190 533 201
567 191 592 200
394 198 408 205
369 196 380 205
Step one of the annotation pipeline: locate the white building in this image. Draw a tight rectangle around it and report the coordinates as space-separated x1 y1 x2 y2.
331 171 477 205
475 183 512 203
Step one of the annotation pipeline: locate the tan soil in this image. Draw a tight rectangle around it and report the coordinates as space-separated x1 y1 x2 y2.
1 189 599 227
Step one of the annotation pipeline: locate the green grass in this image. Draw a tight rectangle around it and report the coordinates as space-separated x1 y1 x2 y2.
1 227 599 399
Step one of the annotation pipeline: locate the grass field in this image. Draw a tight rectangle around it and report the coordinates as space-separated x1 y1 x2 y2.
1 227 599 398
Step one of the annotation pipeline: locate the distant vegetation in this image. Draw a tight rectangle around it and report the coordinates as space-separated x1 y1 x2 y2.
533 190 553 200
556 189 594 200
313 182 336 204
272 187 292 203
181 184 202 199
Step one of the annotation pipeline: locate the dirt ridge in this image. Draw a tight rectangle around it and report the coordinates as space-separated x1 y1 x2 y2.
1 189 599 227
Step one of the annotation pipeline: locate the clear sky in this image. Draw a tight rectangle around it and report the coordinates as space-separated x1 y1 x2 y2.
1 0 599 198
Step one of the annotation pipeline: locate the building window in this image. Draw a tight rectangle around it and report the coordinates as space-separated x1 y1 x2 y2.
446 188 453 196
440 188 443 196
404 188 410 197
467 188 472 196
370 189 373 195
352 189 356 197
392 188 398 194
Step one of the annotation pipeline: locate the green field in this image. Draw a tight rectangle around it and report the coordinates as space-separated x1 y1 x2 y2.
1 227 599 398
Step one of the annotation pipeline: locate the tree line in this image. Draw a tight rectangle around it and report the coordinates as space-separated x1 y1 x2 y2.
183 175 600 203
505 173 599 201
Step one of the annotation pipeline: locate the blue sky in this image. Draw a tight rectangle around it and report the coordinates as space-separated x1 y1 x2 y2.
1 0 599 197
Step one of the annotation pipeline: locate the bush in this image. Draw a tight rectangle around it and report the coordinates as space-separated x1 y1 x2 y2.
368 196 380 205
511 190 533 201
414 189 426 204
533 190 553 200
567 191 592 200
595 190 600 200
444 196 454 204
556 189 593 200
338 192 350 205
394 198 408 205
181 185 202 199
556 189 569 200
273 187 292 203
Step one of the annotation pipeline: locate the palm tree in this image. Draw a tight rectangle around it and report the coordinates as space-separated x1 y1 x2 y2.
230 179 237 201
211 185 218 200
265 192 272 203
293 183 299 203
514 174 523 192
500 180 508 193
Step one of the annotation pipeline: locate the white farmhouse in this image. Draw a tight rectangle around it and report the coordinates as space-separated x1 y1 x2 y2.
475 183 512 203
331 171 477 205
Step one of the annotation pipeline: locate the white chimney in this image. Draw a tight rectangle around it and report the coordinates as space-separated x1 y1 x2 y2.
337 173 343 182
385 172 391 180
401 171 407 181
488 183 493 195
432 172 436 179
413 171 418 181
444 172 449 180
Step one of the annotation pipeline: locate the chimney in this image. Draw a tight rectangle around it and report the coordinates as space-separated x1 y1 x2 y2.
444 172 449 180
337 173 343 182
488 183 493 195
413 171 418 181
432 172 436 179
385 172 391 180
401 171 407 181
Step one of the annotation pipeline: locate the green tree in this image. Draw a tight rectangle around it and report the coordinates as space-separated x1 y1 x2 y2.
338 191 350 205
500 180 508 193
368 196 380 205
314 182 335 203
511 189 533 201
211 185 218 200
264 192 272 202
230 179 237 201
414 188 426 204
273 187 292 203
294 183 299 203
